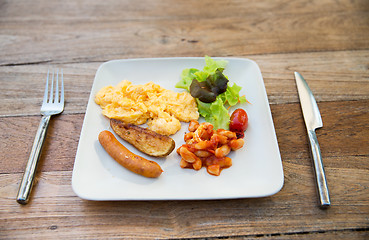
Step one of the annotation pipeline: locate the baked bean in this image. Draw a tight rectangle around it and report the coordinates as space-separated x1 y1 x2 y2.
194 122 213 141
215 144 231 158
188 120 199 132
230 138 244 150
180 158 191 168
194 140 213 150
220 157 232 168
177 121 245 176
204 156 231 168
192 158 202 170
194 150 212 158
184 132 194 143
207 164 220 176
211 133 228 146
217 129 237 139
180 146 198 163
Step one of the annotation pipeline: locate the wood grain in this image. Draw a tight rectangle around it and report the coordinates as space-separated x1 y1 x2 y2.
1 0 368 239
0 50 368 117
1 0 369 66
0 168 368 239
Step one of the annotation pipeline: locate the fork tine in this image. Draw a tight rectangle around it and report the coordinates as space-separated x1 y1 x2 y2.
43 70 50 104
50 69 56 103
42 68 64 106
60 69 64 103
55 69 59 103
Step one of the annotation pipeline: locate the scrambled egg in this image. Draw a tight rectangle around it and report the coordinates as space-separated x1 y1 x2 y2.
95 80 199 135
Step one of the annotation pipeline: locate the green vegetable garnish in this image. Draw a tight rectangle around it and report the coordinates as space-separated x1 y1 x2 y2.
221 82 247 106
189 69 229 103
176 56 247 129
196 97 230 130
176 68 198 90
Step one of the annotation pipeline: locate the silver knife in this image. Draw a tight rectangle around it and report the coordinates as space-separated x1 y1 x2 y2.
294 72 330 207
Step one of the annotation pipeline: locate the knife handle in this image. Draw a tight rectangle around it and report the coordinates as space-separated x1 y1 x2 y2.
307 129 330 207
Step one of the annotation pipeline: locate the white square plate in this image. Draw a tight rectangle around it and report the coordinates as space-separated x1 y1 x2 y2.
72 57 284 200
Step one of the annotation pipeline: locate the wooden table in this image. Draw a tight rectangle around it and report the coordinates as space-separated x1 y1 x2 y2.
1 0 368 239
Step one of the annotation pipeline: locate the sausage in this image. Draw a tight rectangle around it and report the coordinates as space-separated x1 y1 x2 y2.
98 130 163 178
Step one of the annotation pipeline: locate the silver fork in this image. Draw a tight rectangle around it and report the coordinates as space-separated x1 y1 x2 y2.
17 69 64 204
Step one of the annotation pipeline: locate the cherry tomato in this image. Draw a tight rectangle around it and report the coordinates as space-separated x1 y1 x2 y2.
229 109 248 134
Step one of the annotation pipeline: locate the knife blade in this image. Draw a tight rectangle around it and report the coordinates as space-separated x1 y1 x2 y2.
294 72 330 207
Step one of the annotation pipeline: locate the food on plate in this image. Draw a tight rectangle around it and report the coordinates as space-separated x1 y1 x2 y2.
189 69 229 103
177 120 245 176
229 108 248 138
176 56 248 130
98 130 163 178
110 119 175 157
95 80 199 135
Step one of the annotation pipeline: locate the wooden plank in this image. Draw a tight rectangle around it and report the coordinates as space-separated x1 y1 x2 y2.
252 50 369 105
0 167 367 239
0 63 100 117
221 230 369 239
0 50 368 117
272 100 369 166
0 1 368 65
0 114 84 174
3 0 369 21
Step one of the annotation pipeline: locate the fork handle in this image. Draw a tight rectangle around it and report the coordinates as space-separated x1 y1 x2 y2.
17 115 51 204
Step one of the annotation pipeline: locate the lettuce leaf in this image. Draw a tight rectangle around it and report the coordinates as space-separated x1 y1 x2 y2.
220 82 247 106
196 99 212 119
193 71 208 83
208 97 230 130
203 56 228 76
176 56 247 129
175 68 198 90
196 98 230 130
